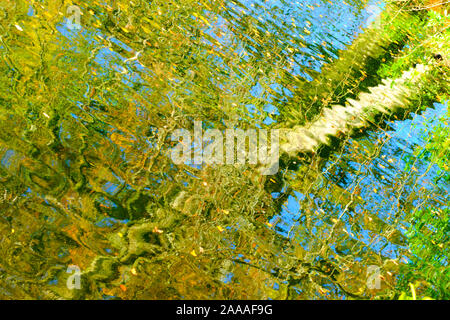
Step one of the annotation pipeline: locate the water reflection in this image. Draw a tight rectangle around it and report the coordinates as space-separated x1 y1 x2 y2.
0 0 446 299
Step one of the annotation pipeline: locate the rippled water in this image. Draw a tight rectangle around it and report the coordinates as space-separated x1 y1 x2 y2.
0 0 448 299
